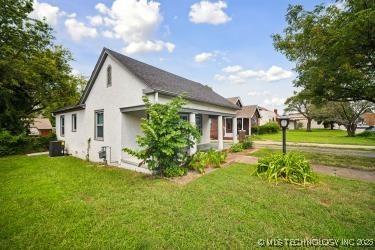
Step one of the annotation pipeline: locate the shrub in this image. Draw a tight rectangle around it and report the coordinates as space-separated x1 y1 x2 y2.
257 122 280 134
164 166 188 177
229 143 244 153
0 130 56 156
242 136 253 149
357 130 375 138
123 96 201 176
254 152 316 186
189 150 227 173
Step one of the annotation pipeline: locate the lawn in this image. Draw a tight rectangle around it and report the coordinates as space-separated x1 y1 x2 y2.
1 156 374 248
252 129 375 146
250 148 375 171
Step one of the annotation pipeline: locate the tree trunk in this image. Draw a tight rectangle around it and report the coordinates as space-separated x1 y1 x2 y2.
330 122 334 130
346 124 357 137
306 118 312 132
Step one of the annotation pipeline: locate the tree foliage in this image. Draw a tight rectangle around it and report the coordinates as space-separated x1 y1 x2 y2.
0 0 85 134
123 96 201 175
273 0 375 103
284 92 314 131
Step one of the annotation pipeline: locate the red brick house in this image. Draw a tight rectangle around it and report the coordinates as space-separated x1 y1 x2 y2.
210 97 261 139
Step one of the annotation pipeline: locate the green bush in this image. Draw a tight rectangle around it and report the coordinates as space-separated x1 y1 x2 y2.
256 122 280 134
254 152 316 186
241 136 253 149
229 143 244 153
164 166 188 177
357 130 375 138
189 150 227 173
0 130 56 156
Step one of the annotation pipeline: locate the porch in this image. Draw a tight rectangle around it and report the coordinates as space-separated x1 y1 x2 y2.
119 105 239 169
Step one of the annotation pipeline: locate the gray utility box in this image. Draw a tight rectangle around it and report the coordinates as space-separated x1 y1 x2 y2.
49 141 65 157
99 147 106 159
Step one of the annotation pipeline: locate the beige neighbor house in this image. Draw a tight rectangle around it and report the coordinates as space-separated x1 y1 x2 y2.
29 117 53 136
210 97 261 140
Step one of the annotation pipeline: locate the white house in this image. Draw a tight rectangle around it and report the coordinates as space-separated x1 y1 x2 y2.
53 48 239 172
258 106 278 125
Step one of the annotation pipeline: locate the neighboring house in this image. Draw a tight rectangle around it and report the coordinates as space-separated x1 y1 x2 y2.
258 106 278 125
286 112 327 130
210 97 261 139
53 48 239 172
29 117 53 136
361 112 375 127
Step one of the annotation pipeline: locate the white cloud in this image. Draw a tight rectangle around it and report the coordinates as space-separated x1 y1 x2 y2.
189 1 231 25
102 30 114 38
264 97 286 106
95 3 109 14
29 0 60 26
87 15 103 26
123 40 175 54
216 65 293 83
248 91 270 96
65 18 98 42
93 0 174 54
222 65 242 73
214 74 226 81
195 52 214 63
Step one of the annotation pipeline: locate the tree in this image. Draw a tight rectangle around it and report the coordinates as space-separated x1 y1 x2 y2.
273 0 375 103
329 101 373 136
123 96 201 176
284 92 314 131
0 0 84 134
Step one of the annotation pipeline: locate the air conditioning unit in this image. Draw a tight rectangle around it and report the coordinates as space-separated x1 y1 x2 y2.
98 147 106 159
49 141 65 157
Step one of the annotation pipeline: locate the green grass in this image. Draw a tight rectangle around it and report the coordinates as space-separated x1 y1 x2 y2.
251 148 375 171
1 156 374 248
252 129 375 146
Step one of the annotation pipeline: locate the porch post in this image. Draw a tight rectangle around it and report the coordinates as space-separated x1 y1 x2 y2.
232 117 238 143
189 113 197 155
249 117 252 135
218 115 223 150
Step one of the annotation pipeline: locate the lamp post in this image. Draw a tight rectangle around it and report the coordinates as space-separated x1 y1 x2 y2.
279 115 290 154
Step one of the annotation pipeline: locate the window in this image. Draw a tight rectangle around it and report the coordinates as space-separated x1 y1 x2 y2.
195 114 202 134
95 110 104 140
180 113 189 121
107 65 112 87
225 118 232 133
237 118 243 133
72 114 77 132
60 115 65 136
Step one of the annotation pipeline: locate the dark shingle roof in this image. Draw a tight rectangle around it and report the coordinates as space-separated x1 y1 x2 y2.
105 48 238 109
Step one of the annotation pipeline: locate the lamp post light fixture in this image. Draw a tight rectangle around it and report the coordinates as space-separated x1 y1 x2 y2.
279 115 290 154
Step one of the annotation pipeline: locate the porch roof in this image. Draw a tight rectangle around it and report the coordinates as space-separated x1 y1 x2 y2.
120 105 236 117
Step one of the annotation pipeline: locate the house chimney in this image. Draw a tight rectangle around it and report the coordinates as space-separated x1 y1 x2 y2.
274 109 278 115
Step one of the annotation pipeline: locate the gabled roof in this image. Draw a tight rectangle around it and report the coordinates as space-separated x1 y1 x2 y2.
226 97 243 108
79 48 238 110
30 118 52 130
236 105 260 118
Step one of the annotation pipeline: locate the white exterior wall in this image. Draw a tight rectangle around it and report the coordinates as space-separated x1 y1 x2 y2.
259 110 277 125
56 55 147 164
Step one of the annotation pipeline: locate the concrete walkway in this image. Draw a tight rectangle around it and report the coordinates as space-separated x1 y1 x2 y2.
254 140 375 150
227 149 375 183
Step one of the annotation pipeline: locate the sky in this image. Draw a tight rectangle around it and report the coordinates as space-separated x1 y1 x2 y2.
30 0 332 112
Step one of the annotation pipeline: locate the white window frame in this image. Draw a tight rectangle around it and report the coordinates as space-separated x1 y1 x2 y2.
95 110 104 140
224 117 233 137
60 115 65 137
72 114 77 132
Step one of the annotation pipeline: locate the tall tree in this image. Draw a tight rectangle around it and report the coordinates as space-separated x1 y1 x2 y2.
327 101 373 136
284 92 314 132
273 0 375 103
0 0 84 134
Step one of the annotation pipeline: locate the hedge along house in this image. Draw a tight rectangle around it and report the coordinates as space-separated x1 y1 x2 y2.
210 97 261 140
53 48 239 173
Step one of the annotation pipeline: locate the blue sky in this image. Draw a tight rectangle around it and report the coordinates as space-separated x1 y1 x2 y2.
30 0 331 111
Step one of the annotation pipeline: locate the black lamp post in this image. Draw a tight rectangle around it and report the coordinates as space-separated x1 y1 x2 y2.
279 115 290 154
